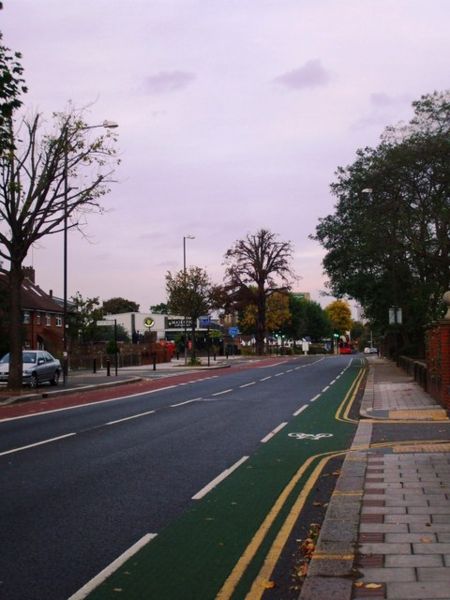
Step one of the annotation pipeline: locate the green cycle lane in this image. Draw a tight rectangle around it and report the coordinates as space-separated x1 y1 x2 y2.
84 358 365 600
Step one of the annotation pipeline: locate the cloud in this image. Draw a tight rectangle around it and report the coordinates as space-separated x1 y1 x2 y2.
274 59 331 91
370 92 410 107
143 70 196 94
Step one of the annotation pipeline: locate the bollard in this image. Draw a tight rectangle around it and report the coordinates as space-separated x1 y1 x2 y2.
176 351 179 360
93 358 97 374
213 352 216 361
106 359 111 376
153 354 156 371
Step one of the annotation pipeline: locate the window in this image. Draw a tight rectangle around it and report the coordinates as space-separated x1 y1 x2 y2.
56 315 62 327
46 313 51 326
23 311 30 324
36 313 41 325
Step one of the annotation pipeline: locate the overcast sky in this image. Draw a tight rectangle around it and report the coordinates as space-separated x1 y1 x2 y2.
2 0 449 312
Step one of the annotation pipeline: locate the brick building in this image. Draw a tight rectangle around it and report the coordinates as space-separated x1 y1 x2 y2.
0 267 64 354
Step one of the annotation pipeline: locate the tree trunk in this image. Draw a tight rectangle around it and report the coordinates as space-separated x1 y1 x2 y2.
255 289 266 355
7 262 24 390
190 323 197 363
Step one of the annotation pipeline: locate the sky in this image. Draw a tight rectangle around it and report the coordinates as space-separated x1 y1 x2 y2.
1 0 449 313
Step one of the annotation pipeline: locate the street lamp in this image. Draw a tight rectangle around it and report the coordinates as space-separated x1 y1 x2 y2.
183 235 195 365
62 119 119 386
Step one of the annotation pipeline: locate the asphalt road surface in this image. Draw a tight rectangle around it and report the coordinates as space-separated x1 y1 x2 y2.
0 355 356 600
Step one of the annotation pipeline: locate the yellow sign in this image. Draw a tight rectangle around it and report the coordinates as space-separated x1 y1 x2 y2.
144 317 155 329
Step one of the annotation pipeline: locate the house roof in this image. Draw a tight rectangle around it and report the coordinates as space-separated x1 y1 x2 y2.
0 274 63 314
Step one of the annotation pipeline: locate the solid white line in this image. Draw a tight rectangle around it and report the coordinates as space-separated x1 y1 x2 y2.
239 382 256 388
0 385 177 423
260 421 288 443
68 533 157 600
106 410 155 426
192 456 249 500
258 361 285 368
212 389 232 396
260 376 272 381
170 397 203 408
293 404 308 417
309 394 321 402
0 432 76 457
322 385 330 392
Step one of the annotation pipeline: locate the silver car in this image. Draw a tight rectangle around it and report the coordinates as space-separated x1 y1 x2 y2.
0 350 61 388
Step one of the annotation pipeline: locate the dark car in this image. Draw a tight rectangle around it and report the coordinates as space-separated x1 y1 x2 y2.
0 350 61 388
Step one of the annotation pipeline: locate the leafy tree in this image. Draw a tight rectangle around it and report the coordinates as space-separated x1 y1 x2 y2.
0 109 119 389
240 290 291 336
103 297 139 314
166 266 214 363
150 302 168 314
313 91 450 356
0 32 27 151
68 292 103 343
224 229 295 354
281 295 331 342
325 299 353 334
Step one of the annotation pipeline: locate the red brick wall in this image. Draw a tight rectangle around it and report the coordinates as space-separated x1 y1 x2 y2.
426 321 450 410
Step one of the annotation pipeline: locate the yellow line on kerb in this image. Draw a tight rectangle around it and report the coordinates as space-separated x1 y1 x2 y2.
215 450 341 600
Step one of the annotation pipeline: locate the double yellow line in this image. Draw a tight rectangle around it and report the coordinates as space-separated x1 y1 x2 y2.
217 365 367 600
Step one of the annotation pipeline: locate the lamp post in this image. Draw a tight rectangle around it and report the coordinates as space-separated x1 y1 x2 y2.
62 120 118 386
183 235 195 365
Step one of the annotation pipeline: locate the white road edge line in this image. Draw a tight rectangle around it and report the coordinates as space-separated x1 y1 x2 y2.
68 533 157 600
260 376 272 381
170 397 203 408
212 389 233 396
309 394 321 402
0 432 77 457
239 382 256 388
293 405 308 417
106 410 156 426
192 456 249 500
260 421 288 443
274 372 284 377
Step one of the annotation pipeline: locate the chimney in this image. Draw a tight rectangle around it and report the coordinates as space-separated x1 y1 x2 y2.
49 289 53 298
23 266 35 283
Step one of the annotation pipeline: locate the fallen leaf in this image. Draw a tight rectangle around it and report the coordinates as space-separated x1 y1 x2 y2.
298 563 308 577
420 537 433 543
264 581 276 589
313 501 323 506
365 583 382 589
354 582 364 588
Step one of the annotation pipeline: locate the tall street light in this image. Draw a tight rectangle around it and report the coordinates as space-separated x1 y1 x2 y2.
183 235 195 365
63 119 119 386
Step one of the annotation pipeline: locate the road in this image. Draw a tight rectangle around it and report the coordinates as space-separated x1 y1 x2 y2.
0 355 360 600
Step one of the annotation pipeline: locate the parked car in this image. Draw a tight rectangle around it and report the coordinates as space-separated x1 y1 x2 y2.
364 347 378 354
0 350 61 387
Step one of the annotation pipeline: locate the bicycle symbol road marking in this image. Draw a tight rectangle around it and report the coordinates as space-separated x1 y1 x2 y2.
288 432 334 441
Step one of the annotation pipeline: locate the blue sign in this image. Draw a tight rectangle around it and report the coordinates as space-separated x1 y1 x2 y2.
199 316 211 328
228 326 240 337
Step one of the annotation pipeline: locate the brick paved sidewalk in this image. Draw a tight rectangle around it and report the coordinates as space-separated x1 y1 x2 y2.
300 358 450 600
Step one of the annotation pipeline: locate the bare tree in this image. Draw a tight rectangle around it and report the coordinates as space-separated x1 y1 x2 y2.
224 229 295 354
0 110 119 389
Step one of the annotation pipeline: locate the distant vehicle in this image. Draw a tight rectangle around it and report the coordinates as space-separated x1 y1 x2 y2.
364 347 378 354
0 350 61 388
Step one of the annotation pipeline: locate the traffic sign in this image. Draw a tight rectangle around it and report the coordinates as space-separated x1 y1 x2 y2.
228 326 240 337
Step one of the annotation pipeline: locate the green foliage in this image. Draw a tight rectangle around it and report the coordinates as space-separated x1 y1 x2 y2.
0 32 27 151
150 302 168 314
281 295 331 341
313 91 450 355
103 297 139 314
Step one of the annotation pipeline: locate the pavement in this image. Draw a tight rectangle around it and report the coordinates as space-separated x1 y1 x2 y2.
300 356 450 600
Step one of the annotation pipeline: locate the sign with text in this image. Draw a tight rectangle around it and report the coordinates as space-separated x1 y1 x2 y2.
166 317 192 329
